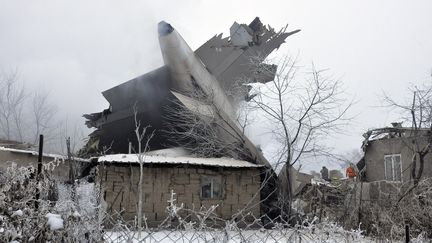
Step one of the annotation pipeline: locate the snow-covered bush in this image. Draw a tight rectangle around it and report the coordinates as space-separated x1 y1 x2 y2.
0 163 104 242
358 179 432 241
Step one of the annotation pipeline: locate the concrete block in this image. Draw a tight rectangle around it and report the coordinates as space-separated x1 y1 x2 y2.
149 192 162 203
220 204 232 218
240 175 252 184
176 194 192 205
161 192 173 204
189 171 199 180
225 184 234 194
360 183 370 201
170 185 186 194
171 174 190 185
155 212 168 221
197 168 206 174
112 184 124 192
369 182 379 200
380 181 399 194
106 170 119 180
192 194 201 205
143 202 154 212
189 178 200 185
178 168 188 174
251 174 261 184
105 191 117 203
144 212 156 222
225 194 239 204
246 184 259 194
122 212 136 222
114 166 126 173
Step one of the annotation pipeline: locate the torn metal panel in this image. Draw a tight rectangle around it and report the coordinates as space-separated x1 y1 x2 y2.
102 66 171 112
84 17 299 159
158 21 236 118
195 17 300 106
229 22 253 47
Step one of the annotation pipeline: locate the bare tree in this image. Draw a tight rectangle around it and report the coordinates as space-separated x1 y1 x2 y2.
0 69 60 150
249 55 352 215
382 81 432 186
133 105 154 237
0 69 26 141
163 89 254 160
32 91 57 144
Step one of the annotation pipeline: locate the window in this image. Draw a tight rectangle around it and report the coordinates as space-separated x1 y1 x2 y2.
384 154 402 181
201 176 222 199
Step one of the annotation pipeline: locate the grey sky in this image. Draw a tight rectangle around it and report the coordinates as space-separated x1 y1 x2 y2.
1 0 431 170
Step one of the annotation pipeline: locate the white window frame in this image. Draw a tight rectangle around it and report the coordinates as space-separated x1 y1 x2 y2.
200 176 222 199
384 154 402 181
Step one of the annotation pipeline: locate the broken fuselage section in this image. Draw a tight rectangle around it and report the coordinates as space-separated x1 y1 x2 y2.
84 17 299 163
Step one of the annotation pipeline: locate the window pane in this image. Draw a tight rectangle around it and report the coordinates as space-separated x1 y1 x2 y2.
212 178 222 198
201 179 212 198
384 156 393 180
393 155 402 181
201 176 223 199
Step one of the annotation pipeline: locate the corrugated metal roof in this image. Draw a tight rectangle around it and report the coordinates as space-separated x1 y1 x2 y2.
97 154 262 168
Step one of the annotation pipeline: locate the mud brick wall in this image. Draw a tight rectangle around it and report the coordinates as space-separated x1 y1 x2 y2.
99 164 261 226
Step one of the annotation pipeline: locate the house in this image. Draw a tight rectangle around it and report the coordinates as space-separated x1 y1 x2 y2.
358 124 432 182
0 139 87 181
95 151 263 227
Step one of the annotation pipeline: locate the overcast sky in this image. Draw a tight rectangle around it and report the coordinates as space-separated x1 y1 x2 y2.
1 0 431 170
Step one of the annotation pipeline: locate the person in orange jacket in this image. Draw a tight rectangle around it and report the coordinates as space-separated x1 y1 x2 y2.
346 163 357 179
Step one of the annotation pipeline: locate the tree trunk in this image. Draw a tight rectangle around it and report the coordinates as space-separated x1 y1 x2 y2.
137 162 143 236
283 163 293 220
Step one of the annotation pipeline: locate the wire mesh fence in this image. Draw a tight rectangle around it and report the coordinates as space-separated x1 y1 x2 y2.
102 190 370 243
1 163 431 242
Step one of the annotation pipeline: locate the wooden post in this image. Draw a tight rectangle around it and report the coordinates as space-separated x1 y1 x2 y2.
405 224 410 243
67 137 77 206
128 142 132 154
35 134 44 209
358 182 363 226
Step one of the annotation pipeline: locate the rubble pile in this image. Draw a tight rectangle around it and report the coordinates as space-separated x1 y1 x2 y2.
295 180 356 223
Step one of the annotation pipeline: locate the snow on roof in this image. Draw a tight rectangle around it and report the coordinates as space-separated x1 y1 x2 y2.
97 154 262 168
0 146 89 162
145 147 189 157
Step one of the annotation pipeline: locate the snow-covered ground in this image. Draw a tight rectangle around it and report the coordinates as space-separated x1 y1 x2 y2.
104 227 374 243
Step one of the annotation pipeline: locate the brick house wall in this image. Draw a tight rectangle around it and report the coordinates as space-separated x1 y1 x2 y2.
98 163 261 226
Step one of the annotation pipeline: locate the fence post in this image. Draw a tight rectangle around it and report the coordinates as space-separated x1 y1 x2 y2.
405 224 410 243
35 134 44 209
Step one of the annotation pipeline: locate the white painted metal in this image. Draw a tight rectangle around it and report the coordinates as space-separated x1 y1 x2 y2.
159 27 236 119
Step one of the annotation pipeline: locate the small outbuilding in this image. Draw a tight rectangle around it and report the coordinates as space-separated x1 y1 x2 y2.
96 152 263 226
0 143 82 181
359 125 432 182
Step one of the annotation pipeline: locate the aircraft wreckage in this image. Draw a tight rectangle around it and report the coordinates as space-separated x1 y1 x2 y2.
84 17 299 167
